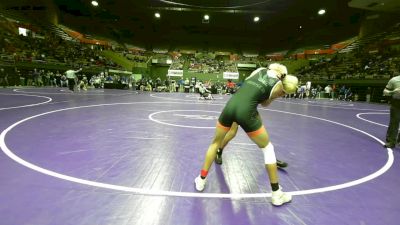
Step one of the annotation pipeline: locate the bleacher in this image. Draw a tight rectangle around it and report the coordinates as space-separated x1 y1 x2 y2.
47 24 76 42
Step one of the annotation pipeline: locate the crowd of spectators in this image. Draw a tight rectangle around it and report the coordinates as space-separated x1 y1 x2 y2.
1 13 399 104
188 56 222 73
169 59 184 70
121 49 149 63
297 50 400 81
0 16 121 69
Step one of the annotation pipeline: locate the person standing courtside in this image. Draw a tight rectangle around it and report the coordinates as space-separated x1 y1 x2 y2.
383 73 400 148
65 68 82 92
0 67 8 88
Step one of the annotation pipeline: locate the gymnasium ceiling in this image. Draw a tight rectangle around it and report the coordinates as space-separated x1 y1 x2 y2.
2 0 400 53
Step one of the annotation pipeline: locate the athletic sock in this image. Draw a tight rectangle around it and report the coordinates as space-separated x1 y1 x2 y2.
271 183 280 192
200 170 208 179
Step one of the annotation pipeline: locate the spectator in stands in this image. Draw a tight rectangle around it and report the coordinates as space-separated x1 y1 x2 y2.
15 67 23 86
164 78 170 92
298 85 306 99
131 76 136 91
179 77 184 92
145 79 152 91
55 70 61 87
311 86 317 99
226 79 236 94
32 69 39 86
184 78 190 93
170 79 176 92
324 85 332 99
155 77 161 91
383 73 400 148
36 70 44 87
305 81 312 98
344 87 353 101
0 67 8 88
366 87 372 102
339 85 346 100
60 74 68 87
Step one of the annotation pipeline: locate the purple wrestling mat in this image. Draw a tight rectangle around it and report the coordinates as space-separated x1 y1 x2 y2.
0 87 398 225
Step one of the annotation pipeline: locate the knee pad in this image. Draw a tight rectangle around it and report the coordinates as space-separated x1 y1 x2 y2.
261 142 276 164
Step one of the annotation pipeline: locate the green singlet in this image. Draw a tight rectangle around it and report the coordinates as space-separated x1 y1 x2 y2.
218 67 281 132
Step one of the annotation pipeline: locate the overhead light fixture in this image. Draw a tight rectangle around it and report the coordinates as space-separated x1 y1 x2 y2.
318 9 326 15
254 16 260 22
91 1 99 6
155 12 160 18
299 25 302 29
204 14 210 20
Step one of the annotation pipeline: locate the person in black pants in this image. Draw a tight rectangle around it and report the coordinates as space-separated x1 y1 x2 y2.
383 74 400 148
65 68 82 91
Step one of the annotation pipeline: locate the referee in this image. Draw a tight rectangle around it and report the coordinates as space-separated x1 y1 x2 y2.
383 73 400 148
65 68 82 91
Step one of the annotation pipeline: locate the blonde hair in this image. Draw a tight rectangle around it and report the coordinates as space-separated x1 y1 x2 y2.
268 63 288 77
282 75 299 94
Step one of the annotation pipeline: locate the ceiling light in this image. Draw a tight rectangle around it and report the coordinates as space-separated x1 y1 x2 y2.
318 9 326 15
254 16 260 22
204 14 209 20
155 12 160 18
91 1 99 6
299 25 302 29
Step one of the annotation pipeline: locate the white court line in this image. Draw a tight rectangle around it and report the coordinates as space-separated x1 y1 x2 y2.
231 142 257 146
13 88 128 96
149 110 219 129
0 101 394 198
356 112 389 128
151 93 224 102
0 93 52 110
307 100 354 106
275 99 389 111
123 137 168 140
58 149 91 155
150 93 196 102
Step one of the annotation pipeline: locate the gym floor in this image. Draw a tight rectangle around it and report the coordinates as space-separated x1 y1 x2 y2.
0 87 398 225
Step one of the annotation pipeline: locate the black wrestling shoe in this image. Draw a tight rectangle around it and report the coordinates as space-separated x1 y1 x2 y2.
215 153 223 165
384 142 395 148
277 160 288 168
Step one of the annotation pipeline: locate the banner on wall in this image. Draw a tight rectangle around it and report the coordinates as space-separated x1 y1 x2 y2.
109 69 132 75
132 74 142 80
167 69 184 77
237 63 257 68
223 72 239 80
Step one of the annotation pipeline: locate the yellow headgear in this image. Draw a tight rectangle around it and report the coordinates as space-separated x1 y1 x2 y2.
282 75 299 94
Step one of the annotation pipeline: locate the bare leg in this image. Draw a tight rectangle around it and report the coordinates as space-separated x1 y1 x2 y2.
220 122 238 150
247 126 291 205
195 125 230 191
201 126 229 172
214 123 238 165
247 127 279 184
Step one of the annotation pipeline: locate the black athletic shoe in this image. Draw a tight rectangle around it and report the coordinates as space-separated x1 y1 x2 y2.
384 143 395 148
277 160 288 168
215 154 223 165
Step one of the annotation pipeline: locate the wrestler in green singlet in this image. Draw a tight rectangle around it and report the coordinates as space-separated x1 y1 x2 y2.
218 67 281 132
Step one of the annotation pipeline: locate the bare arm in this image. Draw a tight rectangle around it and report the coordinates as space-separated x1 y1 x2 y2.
383 87 400 96
74 68 82 73
261 82 285 107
